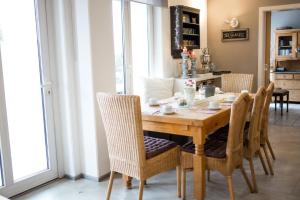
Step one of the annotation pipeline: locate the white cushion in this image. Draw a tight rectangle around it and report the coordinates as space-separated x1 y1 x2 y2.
142 78 174 102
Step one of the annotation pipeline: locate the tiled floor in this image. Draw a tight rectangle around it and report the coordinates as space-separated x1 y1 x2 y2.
13 104 300 200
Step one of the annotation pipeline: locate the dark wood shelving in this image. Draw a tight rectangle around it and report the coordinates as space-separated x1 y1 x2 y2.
170 5 200 58
183 33 200 36
183 22 199 26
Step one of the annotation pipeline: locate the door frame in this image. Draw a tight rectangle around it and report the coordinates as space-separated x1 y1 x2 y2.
0 0 58 197
258 3 300 87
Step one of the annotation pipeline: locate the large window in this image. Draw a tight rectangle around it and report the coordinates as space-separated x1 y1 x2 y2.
112 0 125 94
112 0 152 95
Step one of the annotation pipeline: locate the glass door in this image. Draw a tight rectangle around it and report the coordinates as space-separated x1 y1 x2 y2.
0 0 57 197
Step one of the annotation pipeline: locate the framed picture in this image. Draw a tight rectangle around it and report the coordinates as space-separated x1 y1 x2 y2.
222 28 249 42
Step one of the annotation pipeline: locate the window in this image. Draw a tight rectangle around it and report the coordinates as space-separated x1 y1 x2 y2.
112 0 153 95
112 0 125 94
130 1 150 95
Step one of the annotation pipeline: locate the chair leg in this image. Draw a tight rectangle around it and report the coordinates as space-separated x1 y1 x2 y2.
262 145 274 175
207 169 211 182
138 180 145 200
249 158 258 193
266 138 276 160
240 167 253 193
258 149 269 175
181 169 186 200
176 166 181 198
287 93 289 112
106 171 115 200
226 176 235 200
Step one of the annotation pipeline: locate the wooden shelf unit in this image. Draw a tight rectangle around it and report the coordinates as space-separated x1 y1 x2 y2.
170 5 200 58
275 29 300 62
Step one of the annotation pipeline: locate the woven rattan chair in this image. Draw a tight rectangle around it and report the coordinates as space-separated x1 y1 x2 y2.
180 93 253 200
97 93 181 200
260 82 275 175
221 73 254 93
243 87 268 192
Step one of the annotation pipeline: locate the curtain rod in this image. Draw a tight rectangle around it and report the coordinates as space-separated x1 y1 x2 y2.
126 0 168 7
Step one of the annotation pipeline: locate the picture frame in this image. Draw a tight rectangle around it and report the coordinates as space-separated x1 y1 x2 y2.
221 28 249 42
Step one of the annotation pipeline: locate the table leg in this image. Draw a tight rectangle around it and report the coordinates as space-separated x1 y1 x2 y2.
122 175 132 189
280 95 283 116
193 129 206 200
274 96 277 111
287 93 289 112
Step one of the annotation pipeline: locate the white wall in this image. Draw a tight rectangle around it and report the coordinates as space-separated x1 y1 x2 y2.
89 0 116 177
270 9 300 66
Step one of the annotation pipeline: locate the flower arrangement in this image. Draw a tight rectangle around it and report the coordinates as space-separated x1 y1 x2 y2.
182 47 197 60
184 79 196 88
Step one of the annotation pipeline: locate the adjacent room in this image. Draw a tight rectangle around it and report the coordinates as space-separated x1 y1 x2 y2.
0 0 299 200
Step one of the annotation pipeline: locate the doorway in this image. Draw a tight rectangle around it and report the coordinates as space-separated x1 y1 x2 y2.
258 3 300 87
0 0 58 197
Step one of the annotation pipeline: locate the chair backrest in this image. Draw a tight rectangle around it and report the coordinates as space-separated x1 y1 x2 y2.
247 87 267 154
221 73 254 93
260 82 274 144
226 93 252 168
96 93 146 176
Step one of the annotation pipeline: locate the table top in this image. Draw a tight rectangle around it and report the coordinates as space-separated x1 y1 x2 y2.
142 93 236 127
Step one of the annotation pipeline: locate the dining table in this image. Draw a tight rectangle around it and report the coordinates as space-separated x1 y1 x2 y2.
123 93 245 200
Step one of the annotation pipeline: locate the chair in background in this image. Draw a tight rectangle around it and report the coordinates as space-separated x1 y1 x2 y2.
260 82 275 175
243 87 268 192
97 93 181 200
180 93 253 200
221 73 254 93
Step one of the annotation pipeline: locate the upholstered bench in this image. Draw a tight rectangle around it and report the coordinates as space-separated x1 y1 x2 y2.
272 88 289 116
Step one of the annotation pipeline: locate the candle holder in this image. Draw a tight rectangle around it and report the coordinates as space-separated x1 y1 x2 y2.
181 51 189 79
190 58 197 78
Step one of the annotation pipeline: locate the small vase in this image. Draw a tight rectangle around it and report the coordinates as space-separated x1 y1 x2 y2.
184 87 196 107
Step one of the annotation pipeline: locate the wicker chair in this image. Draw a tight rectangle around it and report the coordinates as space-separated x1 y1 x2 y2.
180 93 253 200
97 93 181 200
243 87 268 192
221 73 254 93
260 82 275 175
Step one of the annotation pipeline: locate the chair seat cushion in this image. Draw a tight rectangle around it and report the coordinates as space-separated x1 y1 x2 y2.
181 139 227 159
144 136 177 159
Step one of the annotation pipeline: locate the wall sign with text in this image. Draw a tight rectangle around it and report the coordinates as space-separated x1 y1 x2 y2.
222 28 249 42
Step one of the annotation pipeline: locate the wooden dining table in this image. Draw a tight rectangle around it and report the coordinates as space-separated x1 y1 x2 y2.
123 93 241 200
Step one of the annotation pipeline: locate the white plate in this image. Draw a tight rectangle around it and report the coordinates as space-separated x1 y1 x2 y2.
208 106 222 110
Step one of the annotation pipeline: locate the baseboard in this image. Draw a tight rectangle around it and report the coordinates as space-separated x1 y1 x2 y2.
64 173 83 181
64 172 110 182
